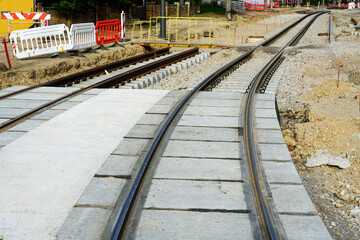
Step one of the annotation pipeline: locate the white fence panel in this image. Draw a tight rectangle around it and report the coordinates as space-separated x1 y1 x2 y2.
10 24 73 59
70 23 97 50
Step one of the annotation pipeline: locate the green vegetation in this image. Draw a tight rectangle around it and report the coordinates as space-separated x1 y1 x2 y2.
200 2 226 14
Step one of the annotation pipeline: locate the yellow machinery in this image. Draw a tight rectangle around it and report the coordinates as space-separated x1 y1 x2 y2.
0 0 34 37
131 17 236 48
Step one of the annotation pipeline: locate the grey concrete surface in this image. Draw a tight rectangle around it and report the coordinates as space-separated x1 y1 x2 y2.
163 140 240 159
190 98 241 108
125 124 158 139
96 155 138 177
137 114 165 125
76 177 126 208
154 157 242 181
56 208 112 240
262 161 302 184
184 106 240 117
255 108 277 118
146 104 173 114
0 131 26 145
136 210 253 240
112 138 150 156
144 180 248 210
195 91 243 100
171 126 239 142
256 118 280 129
8 119 46 132
257 129 285 144
178 115 239 128
0 107 31 119
259 143 292 161
9 92 64 101
0 99 47 109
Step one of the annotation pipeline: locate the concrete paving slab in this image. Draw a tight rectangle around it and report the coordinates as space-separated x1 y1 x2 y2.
155 96 181 107
0 118 9 124
0 89 168 239
256 93 275 101
255 108 277 118
8 119 46 132
190 98 241 108
279 215 332 240
0 107 30 118
255 100 276 109
178 115 239 128
144 180 248 210
184 106 239 117
1 86 28 92
0 99 48 109
146 104 173 114
31 109 65 120
113 138 150 156
0 131 26 145
262 162 302 184
51 101 81 110
270 184 317 214
97 155 138 177
9 92 65 101
171 126 239 142
259 143 292 162
155 157 242 181
136 210 253 240
163 140 240 159
257 129 285 144
137 114 165 125
196 91 243 100
68 94 96 102
28 87 79 94
256 118 280 129
76 177 126 208
164 90 187 98
56 208 111 240
125 124 158 139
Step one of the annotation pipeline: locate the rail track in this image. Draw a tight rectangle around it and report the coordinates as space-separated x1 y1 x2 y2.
0 48 199 132
102 11 330 240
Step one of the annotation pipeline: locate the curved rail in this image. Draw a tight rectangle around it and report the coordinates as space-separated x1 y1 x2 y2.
109 11 327 240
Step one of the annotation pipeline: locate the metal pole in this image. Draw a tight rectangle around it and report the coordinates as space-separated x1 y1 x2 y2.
160 0 166 39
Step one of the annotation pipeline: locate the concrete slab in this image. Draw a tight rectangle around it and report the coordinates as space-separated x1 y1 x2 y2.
163 140 240 159
155 96 181 107
196 91 243 100
178 115 239 128
51 101 80 110
137 114 165 125
8 119 46 132
262 162 302 184
56 208 111 240
0 99 48 109
0 118 9 124
255 100 276 109
0 89 168 239
136 210 253 240
68 94 96 102
146 104 173 114
184 106 239 117
270 184 317 214
257 129 285 144
1 86 28 92
256 118 280 130
76 177 126 208
31 109 65 120
9 92 64 101
0 131 26 145
28 87 79 94
279 215 332 240
255 108 277 118
155 157 242 181
125 124 158 139
256 93 275 101
259 144 292 162
112 138 150 156
171 126 239 142
190 98 241 108
144 180 248 210
96 155 138 177
0 107 30 119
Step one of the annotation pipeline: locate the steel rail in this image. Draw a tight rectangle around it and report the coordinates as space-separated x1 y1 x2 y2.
0 48 198 132
0 48 170 100
109 12 324 240
243 11 327 239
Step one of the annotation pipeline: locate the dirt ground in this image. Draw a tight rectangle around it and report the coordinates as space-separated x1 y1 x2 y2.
0 42 145 89
278 10 360 239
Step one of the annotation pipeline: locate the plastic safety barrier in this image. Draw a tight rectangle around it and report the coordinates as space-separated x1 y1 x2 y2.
10 24 73 59
70 23 96 50
348 2 355 9
95 19 121 45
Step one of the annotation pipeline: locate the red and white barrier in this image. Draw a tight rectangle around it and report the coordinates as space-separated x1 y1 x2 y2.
95 19 121 45
121 11 126 39
348 2 355 9
1 12 51 20
10 24 73 59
